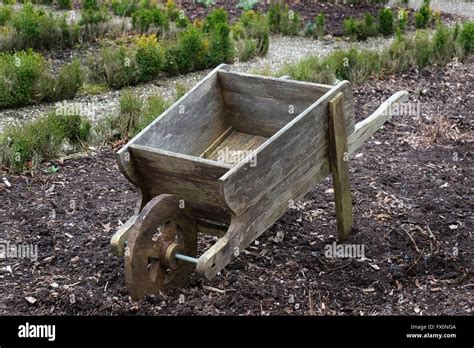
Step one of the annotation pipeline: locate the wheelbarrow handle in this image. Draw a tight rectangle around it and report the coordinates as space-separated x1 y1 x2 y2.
348 90 409 155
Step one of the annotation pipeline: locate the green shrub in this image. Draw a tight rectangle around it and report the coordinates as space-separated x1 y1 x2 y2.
237 10 269 58
102 90 171 141
343 17 358 38
0 50 47 108
267 4 300 35
276 21 472 85
0 50 83 108
50 59 83 101
175 10 190 28
11 3 43 46
0 5 12 25
79 8 110 26
343 15 376 41
415 0 431 29
203 8 228 33
382 35 412 72
268 4 281 33
432 22 455 64
458 21 474 54
89 45 139 89
166 0 179 21
175 26 207 73
363 13 377 37
83 0 100 11
111 0 139 16
135 34 163 81
132 7 169 33
314 13 325 38
207 21 233 66
0 111 91 172
279 55 335 84
378 8 394 36
57 0 72 10
279 6 301 35
325 48 381 83
396 8 408 32
412 30 432 68
173 81 188 99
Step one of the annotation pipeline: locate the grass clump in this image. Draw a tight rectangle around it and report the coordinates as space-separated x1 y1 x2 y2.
100 90 171 141
276 21 474 84
268 4 301 35
0 111 91 172
0 50 81 108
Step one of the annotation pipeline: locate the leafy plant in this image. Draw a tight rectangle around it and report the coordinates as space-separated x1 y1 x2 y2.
314 13 325 38
415 0 431 29
396 8 408 32
111 0 139 17
207 21 233 66
132 7 169 33
378 8 394 36
135 34 163 81
203 8 228 33
0 5 12 25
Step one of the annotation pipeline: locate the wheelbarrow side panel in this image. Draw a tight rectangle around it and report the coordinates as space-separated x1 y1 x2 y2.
220 80 355 217
128 143 232 217
218 71 339 137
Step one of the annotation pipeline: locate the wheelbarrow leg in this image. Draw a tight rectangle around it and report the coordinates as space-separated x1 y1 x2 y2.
328 92 354 242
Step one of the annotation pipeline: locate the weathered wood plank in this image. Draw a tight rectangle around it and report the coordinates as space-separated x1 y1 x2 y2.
329 92 353 241
199 126 233 159
348 91 409 155
218 70 332 102
222 91 311 137
220 81 354 216
117 64 230 158
129 143 231 180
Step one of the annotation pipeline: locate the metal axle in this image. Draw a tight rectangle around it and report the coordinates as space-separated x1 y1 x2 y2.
175 253 199 264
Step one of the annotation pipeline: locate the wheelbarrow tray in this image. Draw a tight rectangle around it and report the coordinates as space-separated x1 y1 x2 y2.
112 64 408 282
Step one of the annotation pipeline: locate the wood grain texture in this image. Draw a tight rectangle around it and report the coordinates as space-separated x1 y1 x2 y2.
329 92 353 241
129 144 232 180
129 145 231 213
220 81 354 217
136 73 228 156
218 70 332 102
222 91 311 137
218 71 355 137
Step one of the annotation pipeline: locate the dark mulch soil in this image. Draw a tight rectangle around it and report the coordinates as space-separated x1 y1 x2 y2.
0 56 472 316
182 1 458 36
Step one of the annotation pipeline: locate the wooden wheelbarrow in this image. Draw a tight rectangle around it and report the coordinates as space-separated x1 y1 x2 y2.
110 64 408 299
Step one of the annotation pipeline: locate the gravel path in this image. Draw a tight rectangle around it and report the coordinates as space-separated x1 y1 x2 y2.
0 35 394 132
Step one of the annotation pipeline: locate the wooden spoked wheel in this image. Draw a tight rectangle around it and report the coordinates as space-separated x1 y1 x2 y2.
124 194 197 299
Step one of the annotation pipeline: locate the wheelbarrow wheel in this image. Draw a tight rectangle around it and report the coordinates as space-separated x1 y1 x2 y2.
124 194 197 299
